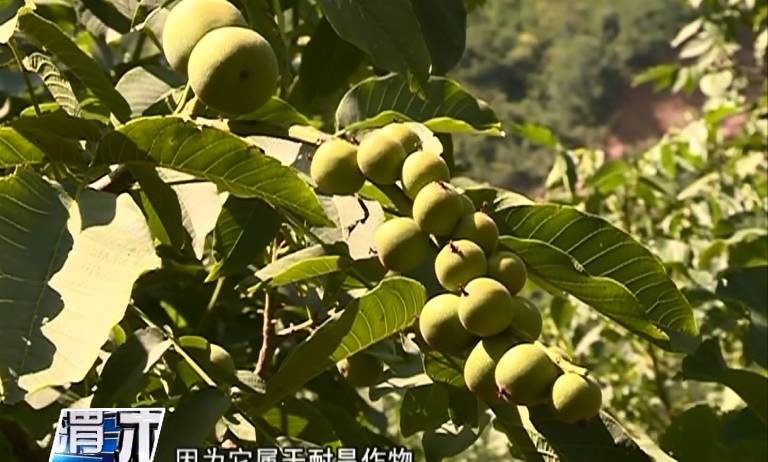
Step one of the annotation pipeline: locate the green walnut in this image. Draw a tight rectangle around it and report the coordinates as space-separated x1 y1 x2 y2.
162 0 247 74
458 277 514 337
487 251 527 295
460 194 476 214
494 343 561 405
464 334 518 403
401 150 450 199
551 373 603 423
374 217 430 272
356 129 408 184
188 27 278 115
506 297 543 342
381 123 421 154
209 343 237 377
453 212 499 254
419 293 477 354
337 353 383 387
412 181 464 236
310 138 365 195
178 336 236 382
434 240 487 292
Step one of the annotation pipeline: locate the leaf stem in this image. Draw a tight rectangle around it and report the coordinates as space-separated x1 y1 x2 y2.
174 83 191 115
197 277 226 331
9 38 41 116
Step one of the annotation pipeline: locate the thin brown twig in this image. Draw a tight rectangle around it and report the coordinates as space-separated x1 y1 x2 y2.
255 236 282 377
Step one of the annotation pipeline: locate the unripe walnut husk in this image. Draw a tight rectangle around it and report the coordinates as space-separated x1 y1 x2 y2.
494 343 561 405
374 217 430 273
463 334 519 403
506 297 543 342
401 150 450 199
419 293 477 354
412 181 464 236
357 130 407 185
458 277 514 337
551 373 602 423
162 0 247 74
310 138 365 195
188 27 278 115
487 251 527 295
381 123 422 154
434 240 487 292
453 212 499 254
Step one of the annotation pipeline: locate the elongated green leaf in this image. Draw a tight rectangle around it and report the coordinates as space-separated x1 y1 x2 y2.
129 165 189 251
95 117 331 226
154 387 230 462
336 74 502 135
91 326 171 407
269 256 345 287
422 424 485 462
252 277 425 412
524 406 654 462
491 406 553 462
422 350 465 387
716 266 767 368
11 111 104 141
255 244 326 280
0 169 160 403
16 8 131 122
291 18 364 111
497 204 698 351
316 0 430 88
0 125 86 168
115 65 184 117
400 383 450 437
411 0 466 74
682 338 767 424
22 52 81 116
208 196 280 280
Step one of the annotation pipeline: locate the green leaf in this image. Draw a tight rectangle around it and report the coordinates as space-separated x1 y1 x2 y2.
16 8 131 122
512 122 560 148
0 125 86 169
154 387 230 462
269 256 345 287
0 169 160 403
660 404 720 462
662 405 768 462
524 406 654 462
682 338 768 424
233 97 312 128
316 0 431 88
422 424 485 462
208 196 280 281
291 18 365 111
251 277 425 412
585 160 630 195
255 244 329 281
400 383 450 437
22 52 81 117
11 110 104 141
91 326 171 407
95 116 331 227
115 65 184 117
336 74 503 135
716 266 767 368
411 0 466 74
491 406 553 462
129 165 189 251
497 204 698 351
422 350 465 387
